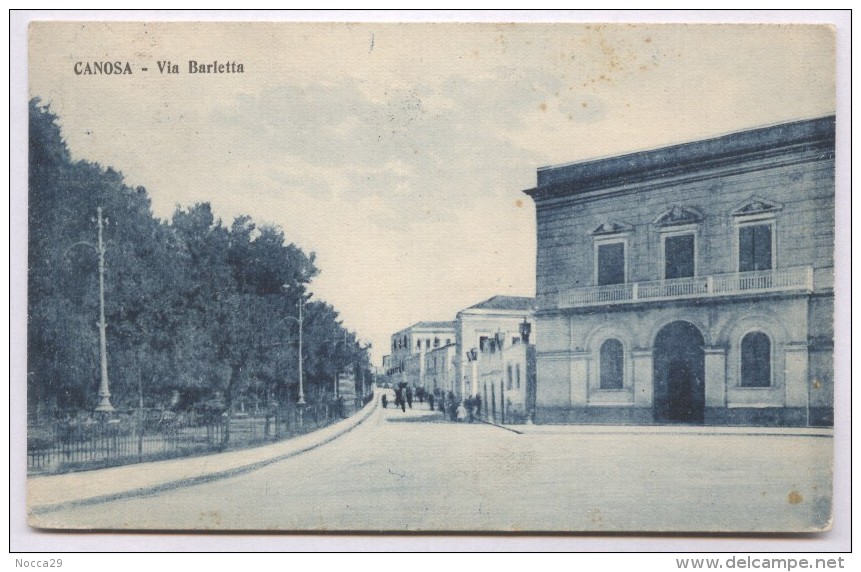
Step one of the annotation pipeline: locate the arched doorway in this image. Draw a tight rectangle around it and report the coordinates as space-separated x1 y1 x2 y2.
653 321 705 423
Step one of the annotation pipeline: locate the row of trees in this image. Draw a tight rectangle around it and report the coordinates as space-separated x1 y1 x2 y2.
28 98 370 420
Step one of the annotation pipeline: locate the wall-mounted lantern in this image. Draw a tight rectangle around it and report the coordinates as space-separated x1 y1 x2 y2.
520 318 532 345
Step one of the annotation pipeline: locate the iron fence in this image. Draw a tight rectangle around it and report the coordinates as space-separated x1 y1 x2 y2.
27 400 341 475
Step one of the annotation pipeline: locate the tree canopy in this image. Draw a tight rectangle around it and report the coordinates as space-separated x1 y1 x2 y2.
27 98 370 418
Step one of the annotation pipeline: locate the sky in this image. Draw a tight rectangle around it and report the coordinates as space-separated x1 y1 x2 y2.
26 18 836 366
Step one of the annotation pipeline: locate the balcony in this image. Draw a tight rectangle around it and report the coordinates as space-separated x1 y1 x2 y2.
557 266 814 309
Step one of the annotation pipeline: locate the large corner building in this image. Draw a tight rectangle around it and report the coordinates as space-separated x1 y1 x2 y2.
524 116 835 427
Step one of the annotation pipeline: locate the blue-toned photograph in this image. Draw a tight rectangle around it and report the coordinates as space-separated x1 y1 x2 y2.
19 17 843 540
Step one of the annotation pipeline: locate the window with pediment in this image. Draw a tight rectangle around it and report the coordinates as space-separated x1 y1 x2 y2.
653 207 702 279
732 198 782 273
591 220 632 286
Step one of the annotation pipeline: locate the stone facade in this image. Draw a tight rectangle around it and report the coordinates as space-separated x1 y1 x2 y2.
524 116 835 427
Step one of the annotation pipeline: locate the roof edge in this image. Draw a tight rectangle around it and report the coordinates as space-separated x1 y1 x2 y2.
526 115 835 200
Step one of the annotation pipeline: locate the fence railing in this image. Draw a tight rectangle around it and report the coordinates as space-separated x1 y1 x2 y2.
27 400 343 476
558 266 813 308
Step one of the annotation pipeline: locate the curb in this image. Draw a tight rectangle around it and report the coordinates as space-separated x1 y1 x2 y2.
476 418 523 434
471 418 831 438
504 424 834 438
28 394 380 517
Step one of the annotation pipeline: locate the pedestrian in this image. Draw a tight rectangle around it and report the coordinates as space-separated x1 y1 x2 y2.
381 394 388 409
428 393 435 411
474 394 482 418
395 388 406 412
406 386 413 409
467 396 475 423
456 401 467 422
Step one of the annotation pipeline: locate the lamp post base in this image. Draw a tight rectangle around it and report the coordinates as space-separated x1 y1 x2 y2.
95 398 115 412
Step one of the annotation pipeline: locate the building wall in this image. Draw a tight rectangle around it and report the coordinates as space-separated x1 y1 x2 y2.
807 294 834 425
455 312 535 400
388 323 455 388
535 296 816 423
476 341 535 422
529 117 835 427
424 344 457 395
535 160 834 304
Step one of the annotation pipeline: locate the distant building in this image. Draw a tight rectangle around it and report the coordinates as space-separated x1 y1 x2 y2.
387 321 457 388
455 295 536 401
424 342 457 396
524 116 835 426
475 337 537 423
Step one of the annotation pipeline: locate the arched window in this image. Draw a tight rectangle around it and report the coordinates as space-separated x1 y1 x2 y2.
741 331 771 387
600 339 624 389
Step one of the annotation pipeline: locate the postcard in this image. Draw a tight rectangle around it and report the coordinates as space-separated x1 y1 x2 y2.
21 16 843 538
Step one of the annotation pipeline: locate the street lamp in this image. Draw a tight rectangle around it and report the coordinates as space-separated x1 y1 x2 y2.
519 318 532 344
65 206 114 413
282 294 306 405
494 329 506 352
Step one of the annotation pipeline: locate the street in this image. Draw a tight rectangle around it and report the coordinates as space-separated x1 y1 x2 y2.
30 401 833 532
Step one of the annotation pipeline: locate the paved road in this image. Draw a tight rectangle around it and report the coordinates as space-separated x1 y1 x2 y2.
30 403 833 532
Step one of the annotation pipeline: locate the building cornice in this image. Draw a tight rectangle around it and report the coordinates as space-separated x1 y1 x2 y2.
457 308 535 318
525 116 835 203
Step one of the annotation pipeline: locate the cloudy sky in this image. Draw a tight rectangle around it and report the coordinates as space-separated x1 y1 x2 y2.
26 18 836 365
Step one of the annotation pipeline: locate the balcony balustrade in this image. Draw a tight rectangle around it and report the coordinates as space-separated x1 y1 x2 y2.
557 266 814 309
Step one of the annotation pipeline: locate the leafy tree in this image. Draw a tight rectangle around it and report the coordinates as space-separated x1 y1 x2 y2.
27 98 370 421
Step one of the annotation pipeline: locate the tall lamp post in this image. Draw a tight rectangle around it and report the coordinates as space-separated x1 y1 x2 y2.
282 293 306 405
93 207 113 412
66 207 114 413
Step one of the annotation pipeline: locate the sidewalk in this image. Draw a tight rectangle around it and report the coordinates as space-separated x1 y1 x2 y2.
496 421 833 437
27 396 380 515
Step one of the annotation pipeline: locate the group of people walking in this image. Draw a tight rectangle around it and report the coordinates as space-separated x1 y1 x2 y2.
381 384 423 412
381 385 483 423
